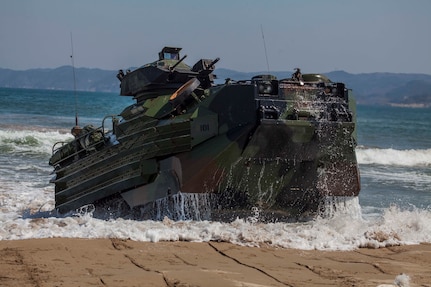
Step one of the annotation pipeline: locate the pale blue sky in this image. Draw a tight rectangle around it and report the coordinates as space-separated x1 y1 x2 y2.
1 0 430 74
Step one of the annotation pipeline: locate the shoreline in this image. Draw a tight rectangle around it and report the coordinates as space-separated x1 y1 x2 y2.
1 238 430 286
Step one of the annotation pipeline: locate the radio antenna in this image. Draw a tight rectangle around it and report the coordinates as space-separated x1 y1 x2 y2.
70 32 78 127
260 24 270 73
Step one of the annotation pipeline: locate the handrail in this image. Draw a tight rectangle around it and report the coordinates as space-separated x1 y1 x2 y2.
102 115 119 134
52 141 70 154
51 115 121 166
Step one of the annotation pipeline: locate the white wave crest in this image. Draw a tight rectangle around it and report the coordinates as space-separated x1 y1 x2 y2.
2 197 431 251
357 147 431 167
0 129 73 155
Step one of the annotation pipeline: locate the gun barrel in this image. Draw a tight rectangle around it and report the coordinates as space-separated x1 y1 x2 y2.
171 54 188 70
207 57 220 69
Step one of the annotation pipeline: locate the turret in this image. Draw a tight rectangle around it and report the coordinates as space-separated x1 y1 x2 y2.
158 47 182 60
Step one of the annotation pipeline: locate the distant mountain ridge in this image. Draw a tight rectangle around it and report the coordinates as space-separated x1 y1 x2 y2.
0 66 119 92
1 66 431 107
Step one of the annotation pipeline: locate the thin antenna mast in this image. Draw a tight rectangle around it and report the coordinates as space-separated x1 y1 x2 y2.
260 24 270 73
70 32 78 127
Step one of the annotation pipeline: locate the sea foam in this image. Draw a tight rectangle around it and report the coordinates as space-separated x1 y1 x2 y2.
1 191 431 251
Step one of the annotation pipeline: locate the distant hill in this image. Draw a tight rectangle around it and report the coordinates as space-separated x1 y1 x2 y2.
1 66 431 107
0 66 118 92
325 70 431 107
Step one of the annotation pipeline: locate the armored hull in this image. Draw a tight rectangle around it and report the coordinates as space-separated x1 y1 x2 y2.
49 47 360 220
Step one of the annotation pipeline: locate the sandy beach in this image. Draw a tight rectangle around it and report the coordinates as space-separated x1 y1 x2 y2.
0 239 429 287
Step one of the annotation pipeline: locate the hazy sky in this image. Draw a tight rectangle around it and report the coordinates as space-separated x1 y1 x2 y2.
1 0 430 74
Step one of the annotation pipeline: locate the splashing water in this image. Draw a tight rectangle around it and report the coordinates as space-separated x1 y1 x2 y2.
319 196 363 219
147 192 213 221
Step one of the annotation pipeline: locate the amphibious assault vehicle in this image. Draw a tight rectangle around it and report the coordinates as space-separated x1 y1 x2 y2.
49 47 360 221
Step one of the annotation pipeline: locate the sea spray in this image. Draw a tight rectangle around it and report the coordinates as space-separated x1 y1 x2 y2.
318 196 362 219
138 192 214 221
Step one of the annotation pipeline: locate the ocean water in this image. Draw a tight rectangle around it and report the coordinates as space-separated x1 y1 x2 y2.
0 87 430 250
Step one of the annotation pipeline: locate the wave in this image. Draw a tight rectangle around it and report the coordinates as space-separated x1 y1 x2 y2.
0 128 73 156
357 146 431 167
1 203 430 250
360 167 431 193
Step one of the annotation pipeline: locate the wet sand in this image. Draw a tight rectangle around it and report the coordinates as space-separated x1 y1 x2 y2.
0 239 430 287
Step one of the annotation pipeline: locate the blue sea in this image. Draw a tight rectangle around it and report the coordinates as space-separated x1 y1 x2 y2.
0 87 430 250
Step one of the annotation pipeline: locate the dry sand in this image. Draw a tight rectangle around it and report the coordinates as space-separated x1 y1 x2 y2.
0 238 430 287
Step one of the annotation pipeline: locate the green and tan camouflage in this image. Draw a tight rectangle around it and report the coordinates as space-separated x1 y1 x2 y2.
49 47 360 221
